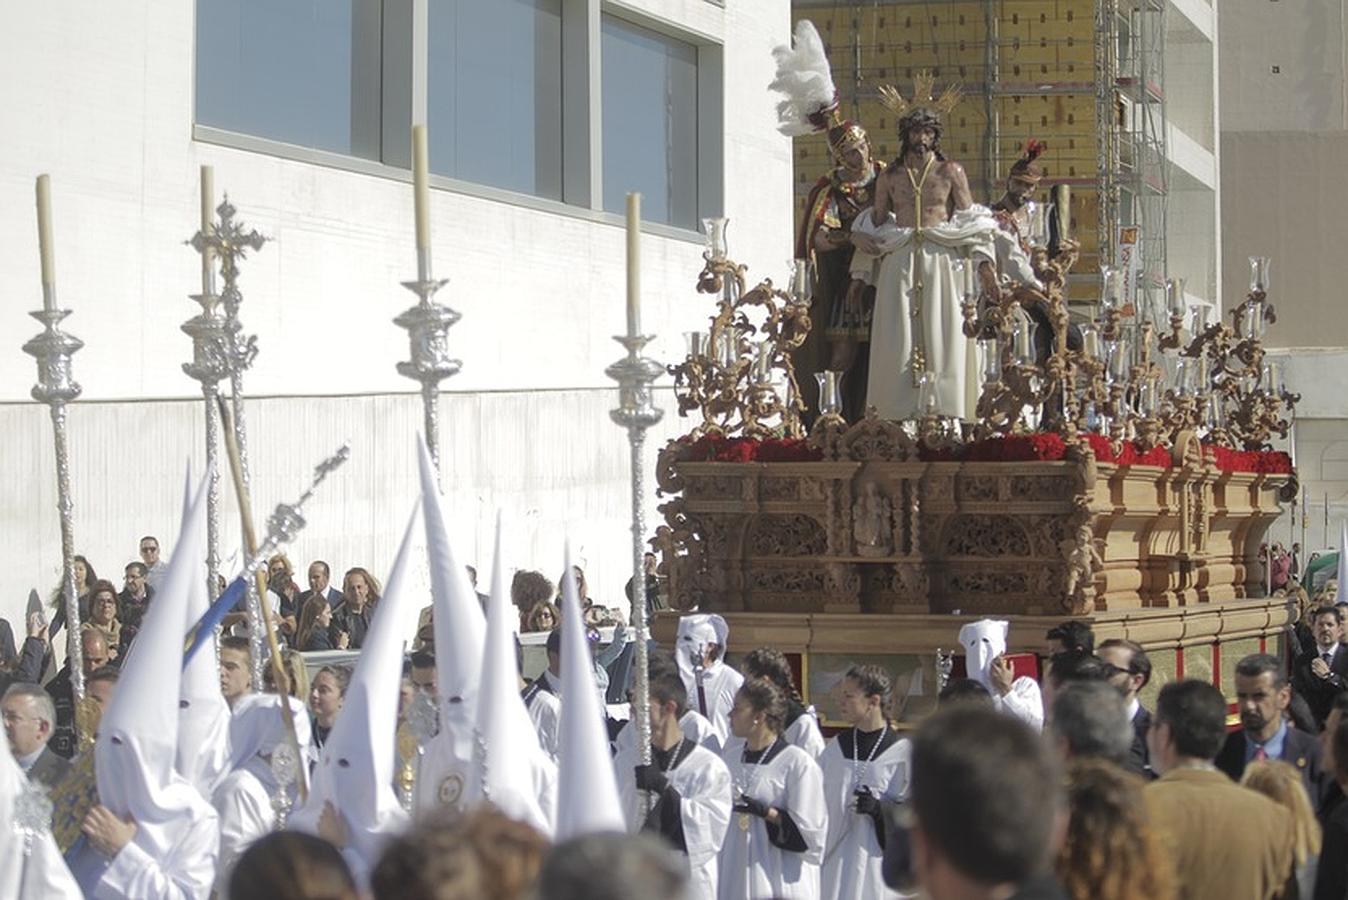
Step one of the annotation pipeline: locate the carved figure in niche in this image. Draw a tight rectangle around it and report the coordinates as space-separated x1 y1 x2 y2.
852 482 893 557
1060 523 1103 614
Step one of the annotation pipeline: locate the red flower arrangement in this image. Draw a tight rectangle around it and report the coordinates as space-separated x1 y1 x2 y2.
676 434 1290 473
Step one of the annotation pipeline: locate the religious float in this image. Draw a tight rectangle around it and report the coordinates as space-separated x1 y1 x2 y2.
651 208 1298 727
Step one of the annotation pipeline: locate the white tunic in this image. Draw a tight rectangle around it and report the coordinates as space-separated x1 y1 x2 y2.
851 204 999 420
683 663 745 753
524 686 562 762
66 802 219 900
783 708 827 761
615 709 720 757
718 738 827 900
819 731 912 900
211 768 273 896
613 740 734 900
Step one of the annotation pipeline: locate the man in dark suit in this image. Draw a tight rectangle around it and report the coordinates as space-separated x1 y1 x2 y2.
1098 638 1154 778
1291 604 1348 729
297 559 344 611
1 681 70 791
1216 653 1328 805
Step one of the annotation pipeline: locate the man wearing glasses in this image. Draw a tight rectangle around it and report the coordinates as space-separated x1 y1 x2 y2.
139 535 167 590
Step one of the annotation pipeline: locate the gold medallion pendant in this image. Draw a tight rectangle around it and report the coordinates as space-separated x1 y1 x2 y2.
739 813 752 832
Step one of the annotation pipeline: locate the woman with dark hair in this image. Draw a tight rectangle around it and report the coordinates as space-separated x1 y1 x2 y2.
80 579 123 660
819 664 910 899
309 665 350 758
296 595 343 652
742 647 825 759
229 831 357 900
524 601 560 633
1056 758 1174 900
48 554 96 638
718 679 827 899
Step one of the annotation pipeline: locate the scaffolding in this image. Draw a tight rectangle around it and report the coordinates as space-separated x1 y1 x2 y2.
1095 0 1168 290
790 0 1170 305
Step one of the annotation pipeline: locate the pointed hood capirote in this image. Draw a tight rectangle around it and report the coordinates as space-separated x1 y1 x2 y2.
291 501 422 874
554 540 627 839
676 613 730 683
94 471 212 856
174 464 232 801
417 435 486 740
472 514 555 834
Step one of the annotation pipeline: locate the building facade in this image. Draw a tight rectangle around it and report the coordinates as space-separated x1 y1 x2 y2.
0 0 794 629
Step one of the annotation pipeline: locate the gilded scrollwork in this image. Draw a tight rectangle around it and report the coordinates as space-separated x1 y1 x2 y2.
747 514 828 557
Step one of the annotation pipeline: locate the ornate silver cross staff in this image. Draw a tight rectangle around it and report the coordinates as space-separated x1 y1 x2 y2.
196 187 269 689
23 174 87 721
605 192 664 817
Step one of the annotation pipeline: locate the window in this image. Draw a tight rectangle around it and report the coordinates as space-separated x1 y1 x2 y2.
196 0 380 158
194 1 721 231
601 16 700 229
427 0 564 200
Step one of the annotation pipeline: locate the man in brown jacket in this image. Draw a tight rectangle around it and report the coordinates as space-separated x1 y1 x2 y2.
1145 679 1296 900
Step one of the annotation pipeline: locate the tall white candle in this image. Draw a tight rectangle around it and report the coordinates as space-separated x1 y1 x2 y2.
200 165 215 291
412 125 431 251
626 192 642 337
35 174 56 296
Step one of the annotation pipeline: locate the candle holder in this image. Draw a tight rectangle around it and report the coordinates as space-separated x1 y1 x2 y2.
395 248 462 473
671 239 812 439
24 291 88 723
606 330 665 819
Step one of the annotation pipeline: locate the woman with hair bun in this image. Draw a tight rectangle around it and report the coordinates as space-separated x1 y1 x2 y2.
742 647 825 760
718 679 826 899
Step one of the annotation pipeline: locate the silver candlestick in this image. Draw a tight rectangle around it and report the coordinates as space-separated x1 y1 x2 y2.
606 333 664 818
395 248 461 472
197 195 269 690
23 293 86 717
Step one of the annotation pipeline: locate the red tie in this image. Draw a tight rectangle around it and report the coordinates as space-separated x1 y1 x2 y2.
1253 747 1268 762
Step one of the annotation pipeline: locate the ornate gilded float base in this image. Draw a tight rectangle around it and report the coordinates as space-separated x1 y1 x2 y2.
654 439 1285 616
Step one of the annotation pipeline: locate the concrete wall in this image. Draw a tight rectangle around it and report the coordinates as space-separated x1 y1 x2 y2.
0 0 794 631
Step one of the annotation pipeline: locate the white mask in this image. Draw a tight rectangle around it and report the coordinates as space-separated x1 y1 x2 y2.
958 619 1009 690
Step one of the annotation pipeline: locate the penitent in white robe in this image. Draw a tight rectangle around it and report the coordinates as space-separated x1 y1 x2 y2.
523 684 562 762
850 204 999 421
718 738 827 900
212 768 273 896
414 722 558 835
819 729 912 900
684 663 745 754
614 739 734 900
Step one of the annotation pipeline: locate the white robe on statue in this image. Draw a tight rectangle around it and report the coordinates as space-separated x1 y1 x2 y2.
819 730 912 900
851 204 999 420
718 738 827 900
614 739 734 900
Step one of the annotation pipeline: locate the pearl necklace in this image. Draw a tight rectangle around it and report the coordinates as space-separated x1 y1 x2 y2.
852 724 888 793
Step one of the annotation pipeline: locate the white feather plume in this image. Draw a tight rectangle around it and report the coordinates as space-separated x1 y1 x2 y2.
769 20 838 137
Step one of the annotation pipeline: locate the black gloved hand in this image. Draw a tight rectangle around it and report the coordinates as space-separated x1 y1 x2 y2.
635 764 669 793
733 795 771 819
854 787 881 816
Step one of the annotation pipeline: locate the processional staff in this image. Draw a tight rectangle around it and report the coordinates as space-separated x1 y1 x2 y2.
395 124 462 472
23 174 89 737
606 192 664 818
186 167 269 689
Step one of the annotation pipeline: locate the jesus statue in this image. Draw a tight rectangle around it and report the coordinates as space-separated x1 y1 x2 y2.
849 74 1000 421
